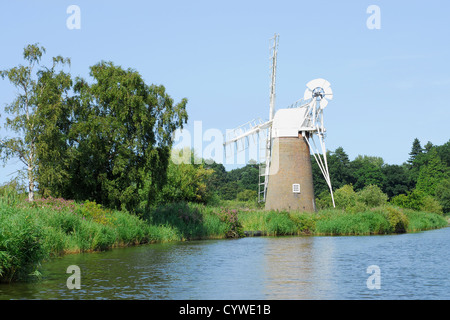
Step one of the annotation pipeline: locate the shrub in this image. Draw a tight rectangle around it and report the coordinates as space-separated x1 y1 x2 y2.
215 207 244 238
391 189 443 214
25 196 77 213
236 190 257 202
384 206 409 233
76 200 116 225
92 225 117 251
420 196 443 215
358 185 388 208
334 185 358 210
315 190 333 210
289 212 317 234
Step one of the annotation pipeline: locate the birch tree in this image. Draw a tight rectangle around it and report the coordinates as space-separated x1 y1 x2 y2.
0 44 70 201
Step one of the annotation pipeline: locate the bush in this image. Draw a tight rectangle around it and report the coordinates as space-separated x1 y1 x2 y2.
236 189 257 202
320 184 389 213
420 196 443 215
315 190 333 210
26 196 77 213
158 151 214 204
214 207 244 238
76 200 116 225
289 212 317 234
358 185 388 207
334 185 358 210
391 189 443 214
92 225 117 251
384 206 409 233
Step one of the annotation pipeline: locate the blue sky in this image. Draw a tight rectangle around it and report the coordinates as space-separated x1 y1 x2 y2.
1 0 449 184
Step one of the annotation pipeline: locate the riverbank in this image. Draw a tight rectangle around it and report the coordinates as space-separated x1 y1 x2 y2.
0 199 448 283
239 206 448 236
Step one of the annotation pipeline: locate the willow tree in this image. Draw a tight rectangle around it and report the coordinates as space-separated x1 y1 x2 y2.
0 44 71 201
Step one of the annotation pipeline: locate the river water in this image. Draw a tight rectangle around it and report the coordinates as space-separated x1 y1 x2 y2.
1 227 449 300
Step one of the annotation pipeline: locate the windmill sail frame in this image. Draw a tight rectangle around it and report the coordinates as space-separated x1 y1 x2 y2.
223 34 336 209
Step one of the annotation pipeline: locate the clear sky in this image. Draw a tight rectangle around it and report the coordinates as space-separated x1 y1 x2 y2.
1 0 449 184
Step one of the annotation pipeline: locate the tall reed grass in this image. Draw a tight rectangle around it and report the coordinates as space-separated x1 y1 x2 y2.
0 188 447 283
238 205 447 236
0 199 242 283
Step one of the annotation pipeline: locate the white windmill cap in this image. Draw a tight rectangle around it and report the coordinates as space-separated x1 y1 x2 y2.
271 107 308 138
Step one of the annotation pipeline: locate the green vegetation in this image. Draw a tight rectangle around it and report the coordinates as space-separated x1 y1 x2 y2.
0 44 449 283
0 196 243 283
0 44 188 211
239 205 446 237
0 182 448 283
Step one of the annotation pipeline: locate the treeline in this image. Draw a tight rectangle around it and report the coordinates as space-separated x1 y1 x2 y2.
192 138 450 214
312 139 449 213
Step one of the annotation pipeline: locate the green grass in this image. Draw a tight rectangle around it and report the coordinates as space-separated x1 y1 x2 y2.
0 200 241 283
0 194 448 283
238 205 448 236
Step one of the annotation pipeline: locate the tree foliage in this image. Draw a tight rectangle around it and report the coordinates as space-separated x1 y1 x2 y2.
158 148 214 204
0 44 71 201
2 44 188 211
41 61 188 211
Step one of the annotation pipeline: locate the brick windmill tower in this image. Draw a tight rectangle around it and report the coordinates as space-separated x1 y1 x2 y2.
224 34 335 212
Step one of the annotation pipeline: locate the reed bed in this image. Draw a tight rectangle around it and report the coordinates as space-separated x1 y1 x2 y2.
0 190 447 283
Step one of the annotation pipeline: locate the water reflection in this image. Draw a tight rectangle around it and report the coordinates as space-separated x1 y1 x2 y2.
263 237 337 299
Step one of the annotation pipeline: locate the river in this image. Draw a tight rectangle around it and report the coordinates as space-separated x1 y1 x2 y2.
1 227 449 300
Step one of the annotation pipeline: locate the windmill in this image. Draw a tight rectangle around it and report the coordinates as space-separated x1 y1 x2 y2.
224 34 335 211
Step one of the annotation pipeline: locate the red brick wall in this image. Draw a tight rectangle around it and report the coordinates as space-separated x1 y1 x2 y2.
265 134 316 212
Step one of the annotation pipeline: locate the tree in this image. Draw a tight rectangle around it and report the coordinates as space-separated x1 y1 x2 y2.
220 163 259 200
350 155 385 191
435 140 450 167
312 147 353 197
435 179 450 213
159 149 213 204
391 189 443 214
424 141 433 152
415 148 448 196
219 181 241 200
381 164 409 198
204 161 227 192
236 189 257 202
407 138 423 166
34 58 73 198
0 44 71 201
38 61 188 211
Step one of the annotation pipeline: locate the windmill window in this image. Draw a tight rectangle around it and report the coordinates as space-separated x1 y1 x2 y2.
292 184 301 193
